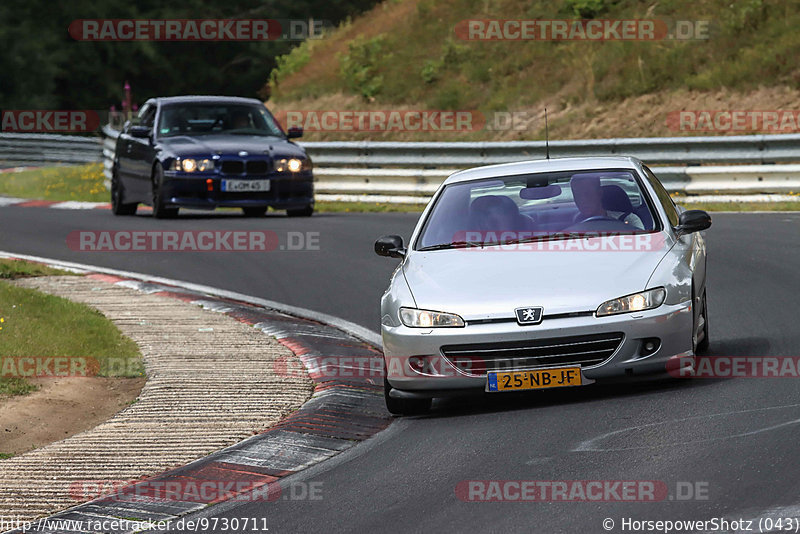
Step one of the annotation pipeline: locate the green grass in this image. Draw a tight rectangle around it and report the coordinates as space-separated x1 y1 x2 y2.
316 201 426 213
0 268 143 397
0 259 77 279
676 201 800 212
0 163 107 202
0 453 13 460
0 377 37 396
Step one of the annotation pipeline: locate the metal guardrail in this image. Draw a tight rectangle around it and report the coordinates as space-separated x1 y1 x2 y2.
0 132 102 167
3 128 799 200
301 134 800 166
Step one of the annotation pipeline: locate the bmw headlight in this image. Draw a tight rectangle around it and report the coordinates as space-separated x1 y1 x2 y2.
399 307 465 328
275 157 312 173
170 158 214 172
596 288 666 317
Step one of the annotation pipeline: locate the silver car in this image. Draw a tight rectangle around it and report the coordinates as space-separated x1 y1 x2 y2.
375 157 711 415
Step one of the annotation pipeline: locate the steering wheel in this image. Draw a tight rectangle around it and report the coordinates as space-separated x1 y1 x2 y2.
578 215 619 224
614 211 633 222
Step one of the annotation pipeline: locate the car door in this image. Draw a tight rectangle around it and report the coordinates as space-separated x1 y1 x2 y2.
644 165 707 300
115 124 136 190
126 105 157 201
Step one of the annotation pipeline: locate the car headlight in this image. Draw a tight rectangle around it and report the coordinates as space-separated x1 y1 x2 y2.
170 158 214 172
596 288 666 317
399 307 465 328
275 157 311 173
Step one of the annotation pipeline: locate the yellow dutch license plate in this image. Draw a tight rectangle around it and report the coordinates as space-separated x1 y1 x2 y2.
486 366 583 392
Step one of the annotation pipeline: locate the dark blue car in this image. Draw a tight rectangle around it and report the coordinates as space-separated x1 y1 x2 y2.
112 96 314 218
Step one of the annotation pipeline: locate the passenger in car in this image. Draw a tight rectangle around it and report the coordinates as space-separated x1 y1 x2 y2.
570 175 644 229
470 195 535 233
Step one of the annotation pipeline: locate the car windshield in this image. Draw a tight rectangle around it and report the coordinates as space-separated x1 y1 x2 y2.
157 103 285 138
416 168 658 250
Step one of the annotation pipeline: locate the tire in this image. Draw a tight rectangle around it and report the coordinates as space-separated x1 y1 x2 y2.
151 165 178 219
242 207 267 217
384 377 431 416
110 168 137 215
287 205 314 217
692 288 711 354
695 288 710 353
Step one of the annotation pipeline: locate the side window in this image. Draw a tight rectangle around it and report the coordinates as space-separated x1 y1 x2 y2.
643 166 679 227
139 105 156 128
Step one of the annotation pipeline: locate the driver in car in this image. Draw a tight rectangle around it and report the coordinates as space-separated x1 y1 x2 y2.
231 111 250 130
570 174 644 229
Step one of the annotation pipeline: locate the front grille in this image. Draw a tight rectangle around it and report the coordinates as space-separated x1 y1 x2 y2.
246 160 269 174
220 160 244 174
440 332 624 376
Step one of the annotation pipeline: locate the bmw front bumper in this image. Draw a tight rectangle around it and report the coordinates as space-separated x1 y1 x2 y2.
161 171 314 210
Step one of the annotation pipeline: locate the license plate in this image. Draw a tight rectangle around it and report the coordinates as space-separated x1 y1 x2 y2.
221 179 270 192
486 366 583 392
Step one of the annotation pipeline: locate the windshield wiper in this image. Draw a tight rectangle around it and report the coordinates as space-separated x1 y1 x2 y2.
418 240 483 251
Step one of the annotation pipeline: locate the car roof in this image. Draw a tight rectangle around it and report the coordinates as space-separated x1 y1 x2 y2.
444 156 643 185
149 96 265 106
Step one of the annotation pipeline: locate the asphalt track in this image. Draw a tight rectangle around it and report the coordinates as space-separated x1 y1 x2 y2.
2 206 800 533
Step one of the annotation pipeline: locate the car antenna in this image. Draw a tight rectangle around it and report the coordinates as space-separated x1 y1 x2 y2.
544 108 550 160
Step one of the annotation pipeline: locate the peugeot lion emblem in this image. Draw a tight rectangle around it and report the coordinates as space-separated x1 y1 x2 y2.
515 306 544 325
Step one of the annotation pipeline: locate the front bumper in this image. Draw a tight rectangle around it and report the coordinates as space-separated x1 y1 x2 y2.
382 300 694 396
161 171 313 209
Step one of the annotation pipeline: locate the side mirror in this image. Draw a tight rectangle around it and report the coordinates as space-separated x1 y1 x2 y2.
287 127 303 139
375 235 406 258
129 125 151 139
675 209 711 235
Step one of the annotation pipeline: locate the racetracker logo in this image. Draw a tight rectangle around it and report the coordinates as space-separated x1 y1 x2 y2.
455 480 669 502
272 355 491 379
1 110 100 133
275 110 483 133
68 19 330 41
66 231 320 252
451 232 665 252
454 19 710 41
668 356 800 378
0 356 100 378
68 480 323 502
666 110 800 132
0 356 142 377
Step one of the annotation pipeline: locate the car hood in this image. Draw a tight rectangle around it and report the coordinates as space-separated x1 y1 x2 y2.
158 134 306 158
402 233 673 319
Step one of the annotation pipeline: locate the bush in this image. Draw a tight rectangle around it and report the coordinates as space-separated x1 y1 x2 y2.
339 35 389 100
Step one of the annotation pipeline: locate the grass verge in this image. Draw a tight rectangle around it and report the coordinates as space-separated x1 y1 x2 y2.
0 258 77 279
675 201 800 212
0 163 107 202
316 201 426 213
0 260 143 398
